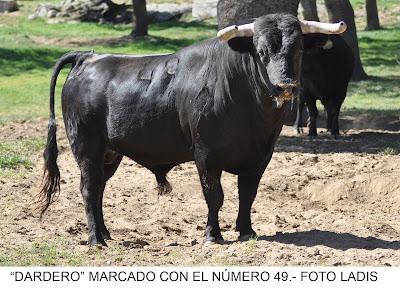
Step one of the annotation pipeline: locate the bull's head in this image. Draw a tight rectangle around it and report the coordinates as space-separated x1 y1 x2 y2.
217 14 347 108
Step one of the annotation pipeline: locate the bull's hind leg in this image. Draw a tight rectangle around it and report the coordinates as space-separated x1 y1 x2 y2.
236 167 265 241
194 151 224 245
98 152 123 240
326 99 342 137
150 164 174 195
73 135 108 246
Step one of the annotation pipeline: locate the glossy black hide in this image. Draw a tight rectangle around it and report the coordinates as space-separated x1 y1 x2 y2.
39 14 304 246
295 34 354 136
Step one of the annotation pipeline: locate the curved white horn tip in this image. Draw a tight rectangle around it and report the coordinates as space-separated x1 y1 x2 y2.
338 21 347 33
217 25 238 41
217 23 255 41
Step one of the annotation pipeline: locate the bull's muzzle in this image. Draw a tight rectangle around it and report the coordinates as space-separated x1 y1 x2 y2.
277 83 297 96
274 83 298 108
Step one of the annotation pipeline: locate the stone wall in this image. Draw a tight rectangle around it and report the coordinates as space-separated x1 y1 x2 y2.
0 0 18 13
30 0 192 24
192 0 217 20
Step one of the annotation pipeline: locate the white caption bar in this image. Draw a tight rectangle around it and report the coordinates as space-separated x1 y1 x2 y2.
0 267 398 289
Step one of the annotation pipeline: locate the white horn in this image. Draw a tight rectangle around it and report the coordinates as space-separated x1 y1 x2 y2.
300 20 347 34
217 23 255 41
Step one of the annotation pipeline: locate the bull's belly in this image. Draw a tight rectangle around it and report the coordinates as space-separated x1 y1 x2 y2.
105 105 284 173
108 132 276 174
112 140 193 167
107 124 193 167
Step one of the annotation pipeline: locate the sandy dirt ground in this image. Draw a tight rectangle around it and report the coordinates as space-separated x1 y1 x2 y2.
0 118 399 266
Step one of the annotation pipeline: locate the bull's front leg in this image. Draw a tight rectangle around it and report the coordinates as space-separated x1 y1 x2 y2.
294 96 305 134
306 99 318 136
194 152 224 245
326 102 341 137
236 167 265 241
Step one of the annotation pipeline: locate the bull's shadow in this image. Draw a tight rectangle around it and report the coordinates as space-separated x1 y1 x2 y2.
257 230 400 251
276 131 400 154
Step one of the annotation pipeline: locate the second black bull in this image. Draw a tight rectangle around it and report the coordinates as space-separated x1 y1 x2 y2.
38 14 346 246
295 34 354 136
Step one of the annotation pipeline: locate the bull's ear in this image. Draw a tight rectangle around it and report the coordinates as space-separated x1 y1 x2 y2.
217 23 255 41
226 37 254 52
322 39 333 50
303 34 334 52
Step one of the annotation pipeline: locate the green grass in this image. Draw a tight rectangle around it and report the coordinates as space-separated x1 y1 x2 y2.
382 147 398 155
0 155 31 170
341 25 400 115
244 237 259 254
350 0 399 10
350 0 400 28
0 241 84 266
0 138 45 175
0 13 216 123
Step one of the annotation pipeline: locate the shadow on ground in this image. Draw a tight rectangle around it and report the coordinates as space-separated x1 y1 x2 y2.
276 130 400 154
259 230 400 251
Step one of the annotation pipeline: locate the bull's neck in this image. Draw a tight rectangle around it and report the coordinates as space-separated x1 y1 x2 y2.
215 39 288 157
218 39 277 116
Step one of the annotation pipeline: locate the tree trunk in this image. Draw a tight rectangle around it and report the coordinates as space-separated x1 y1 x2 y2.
366 0 380 30
300 0 319 21
324 0 368 81
217 0 300 29
132 0 148 38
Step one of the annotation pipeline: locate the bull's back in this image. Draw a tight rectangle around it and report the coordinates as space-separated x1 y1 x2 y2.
62 53 195 165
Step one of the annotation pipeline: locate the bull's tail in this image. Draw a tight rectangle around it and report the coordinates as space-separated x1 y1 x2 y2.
37 51 93 217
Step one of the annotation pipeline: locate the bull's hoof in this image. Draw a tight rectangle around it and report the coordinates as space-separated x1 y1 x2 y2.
204 237 225 246
101 229 112 240
330 132 340 139
308 131 317 137
88 234 108 246
238 230 257 242
157 181 173 195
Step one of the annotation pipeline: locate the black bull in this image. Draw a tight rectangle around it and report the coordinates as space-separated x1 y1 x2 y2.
39 14 325 245
295 34 354 136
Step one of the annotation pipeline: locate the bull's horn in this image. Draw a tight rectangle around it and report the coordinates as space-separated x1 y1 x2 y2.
300 20 347 34
217 23 255 41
